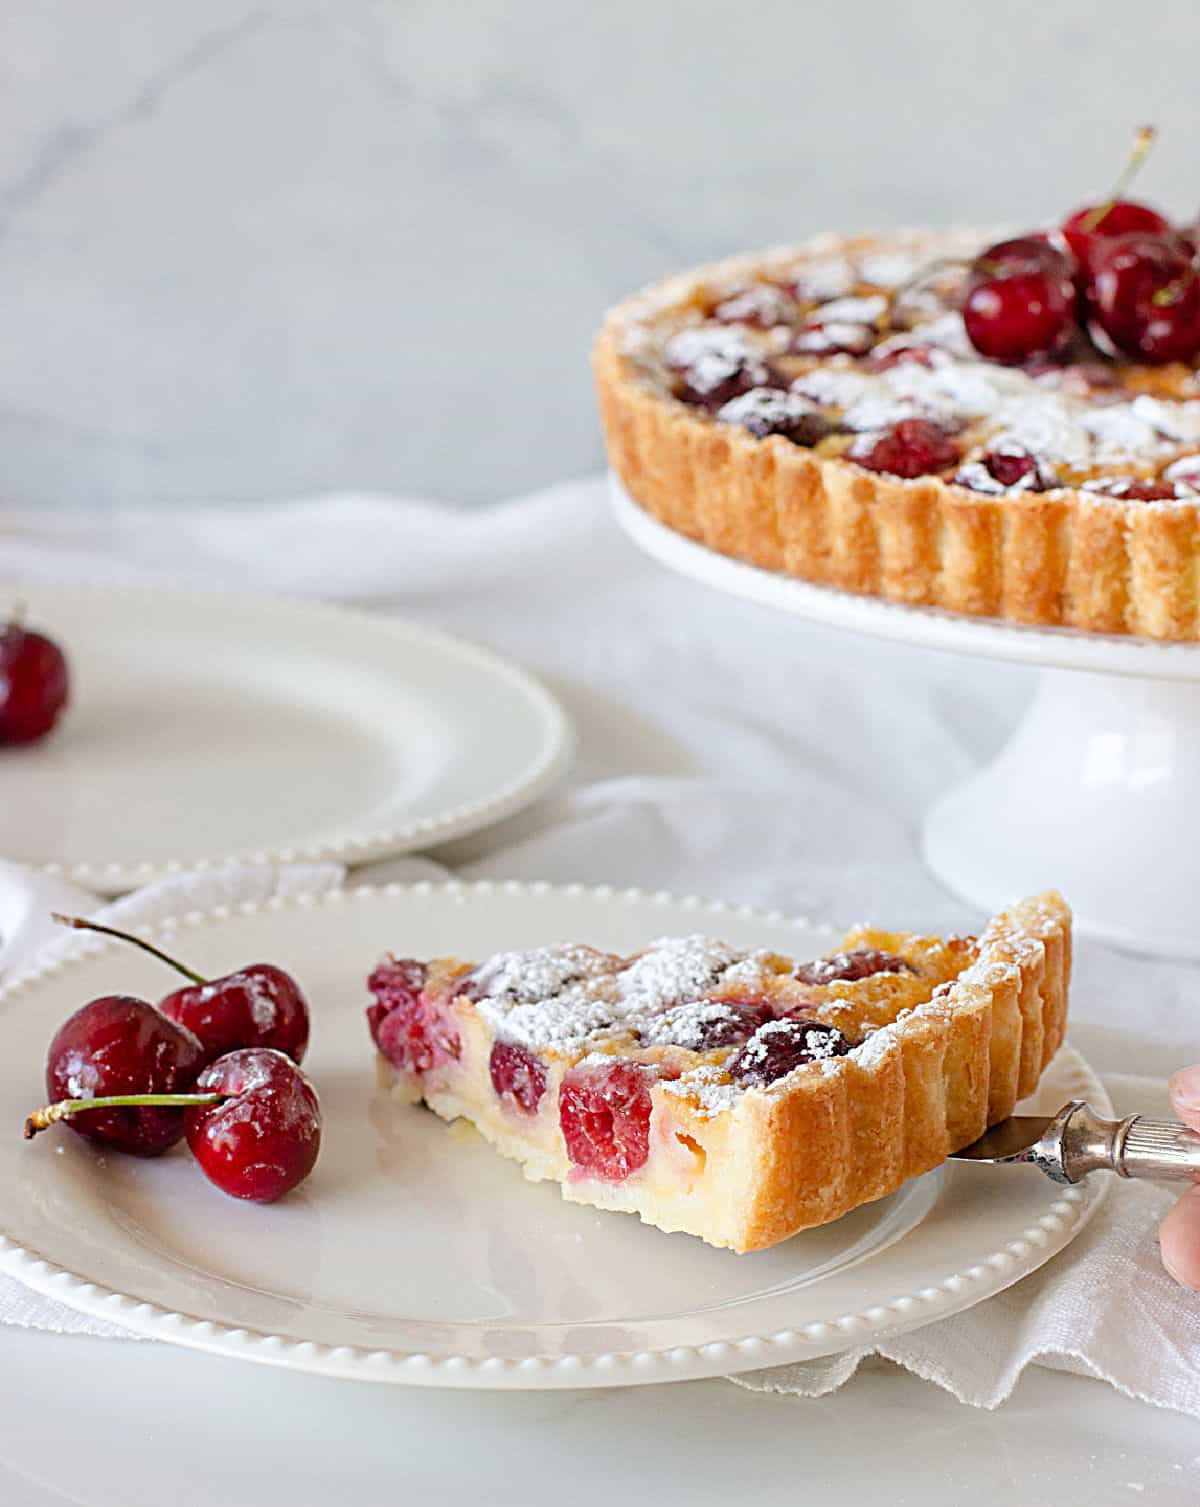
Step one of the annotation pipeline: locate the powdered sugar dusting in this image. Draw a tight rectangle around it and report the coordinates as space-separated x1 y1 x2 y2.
640 999 752 1050
716 388 820 430
469 936 746 1054
662 1065 743 1116
618 936 743 1014
792 258 856 301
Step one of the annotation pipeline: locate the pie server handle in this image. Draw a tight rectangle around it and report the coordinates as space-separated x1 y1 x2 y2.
1040 1101 1200 1184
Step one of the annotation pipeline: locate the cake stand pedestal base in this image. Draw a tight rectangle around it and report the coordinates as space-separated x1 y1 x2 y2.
611 473 1200 958
923 670 1200 958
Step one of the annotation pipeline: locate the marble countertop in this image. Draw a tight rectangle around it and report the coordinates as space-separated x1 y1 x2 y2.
4 0 1200 511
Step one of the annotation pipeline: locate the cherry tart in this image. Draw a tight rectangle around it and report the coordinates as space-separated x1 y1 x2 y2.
595 230 1200 640
367 893 1070 1252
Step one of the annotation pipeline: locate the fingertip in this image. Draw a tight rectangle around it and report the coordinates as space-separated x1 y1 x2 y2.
1159 1186 1200 1291
1169 1066 1200 1130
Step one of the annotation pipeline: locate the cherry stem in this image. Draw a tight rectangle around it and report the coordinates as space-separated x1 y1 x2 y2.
887 256 970 329
51 914 207 986
24 1092 226 1139
1081 124 1157 233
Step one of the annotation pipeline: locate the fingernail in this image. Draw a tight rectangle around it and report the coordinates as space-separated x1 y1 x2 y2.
1160 1233 1200 1290
1170 1065 1200 1111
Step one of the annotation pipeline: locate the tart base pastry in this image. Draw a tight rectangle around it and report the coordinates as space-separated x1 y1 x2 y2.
595 233 1200 641
367 892 1070 1252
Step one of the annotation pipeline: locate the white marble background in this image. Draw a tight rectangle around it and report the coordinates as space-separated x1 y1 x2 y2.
2 0 1199 509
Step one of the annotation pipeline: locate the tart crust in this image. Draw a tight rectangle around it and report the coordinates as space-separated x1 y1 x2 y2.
374 892 1070 1253
594 236 1200 641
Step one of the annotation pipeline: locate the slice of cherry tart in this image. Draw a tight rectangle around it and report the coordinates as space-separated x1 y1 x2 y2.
365 894 1070 1252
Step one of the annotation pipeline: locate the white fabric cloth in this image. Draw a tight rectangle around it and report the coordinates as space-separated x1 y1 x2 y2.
2 478 1199 1413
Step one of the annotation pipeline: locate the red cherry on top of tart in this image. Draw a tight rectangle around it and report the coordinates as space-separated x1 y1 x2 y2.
962 237 1076 364
616 124 1200 498
0 609 70 746
1061 125 1169 279
52 914 311 1066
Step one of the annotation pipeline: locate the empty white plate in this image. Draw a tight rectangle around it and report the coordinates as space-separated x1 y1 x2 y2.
0 882 1108 1388
0 584 572 891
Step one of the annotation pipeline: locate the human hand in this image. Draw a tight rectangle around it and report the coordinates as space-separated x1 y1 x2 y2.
1158 1066 1200 1289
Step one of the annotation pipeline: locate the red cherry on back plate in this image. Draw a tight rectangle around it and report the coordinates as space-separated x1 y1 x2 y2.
963 239 1075 363
44 997 204 1156
160 964 310 1066
185 1048 321 1203
1091 233 1200 364
559 1060 657 1182
0 622 70 746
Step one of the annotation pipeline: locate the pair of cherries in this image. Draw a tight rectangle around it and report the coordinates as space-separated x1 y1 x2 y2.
962 126 1200 366
24 917 320 1203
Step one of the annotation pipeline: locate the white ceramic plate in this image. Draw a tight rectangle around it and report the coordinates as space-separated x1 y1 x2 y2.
0 583 572 893
0 881 1108 1389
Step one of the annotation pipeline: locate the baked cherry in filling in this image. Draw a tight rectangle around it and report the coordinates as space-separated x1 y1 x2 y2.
643 996 774 1051
367 958 461 1074
559 1060 660 1181
728 1018 851 1087
716 388 833 444
489 1039 547 1115
794 948 916 985
850 419 960 479
1083 476 1181 501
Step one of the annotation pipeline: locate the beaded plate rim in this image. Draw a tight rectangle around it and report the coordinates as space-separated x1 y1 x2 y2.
0 879 1109 1389
0 579 574 892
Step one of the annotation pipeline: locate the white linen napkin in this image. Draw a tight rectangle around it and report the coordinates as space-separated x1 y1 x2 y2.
3 479 1200 1414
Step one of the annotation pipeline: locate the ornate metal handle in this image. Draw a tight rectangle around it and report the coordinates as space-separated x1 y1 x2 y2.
1059 1102 1200 1183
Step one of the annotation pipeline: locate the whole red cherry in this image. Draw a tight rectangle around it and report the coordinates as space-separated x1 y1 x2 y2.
0 616 70 746
963 238 1076 363
185 1048 321 1203
1091 233 1200 364
160 964 309 1066
1063 201 1170 280
1061 125 1169 284
54 915 310 1065
36 995 205 1155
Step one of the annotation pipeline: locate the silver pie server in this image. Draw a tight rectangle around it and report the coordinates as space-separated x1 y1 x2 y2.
951 1100 1200 1184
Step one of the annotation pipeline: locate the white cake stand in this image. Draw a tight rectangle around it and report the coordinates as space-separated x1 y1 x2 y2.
612 474 1200 959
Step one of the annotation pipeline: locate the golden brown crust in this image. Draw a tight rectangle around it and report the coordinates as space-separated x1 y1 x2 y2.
595 268 1200 642
681 891 1072 1251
